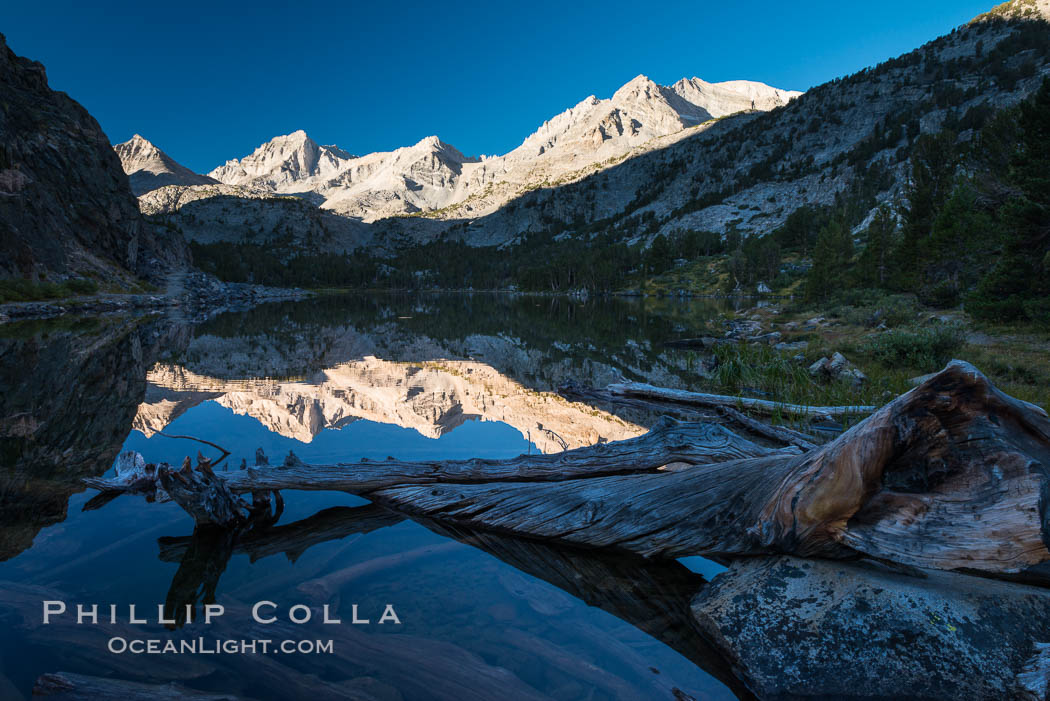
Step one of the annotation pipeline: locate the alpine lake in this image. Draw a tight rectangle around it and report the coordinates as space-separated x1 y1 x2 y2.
0 292 751 701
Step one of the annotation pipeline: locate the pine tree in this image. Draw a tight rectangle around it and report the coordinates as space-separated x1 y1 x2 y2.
970 78 1050 324
805 218 854 302
855 205 896 288
894 130 958 290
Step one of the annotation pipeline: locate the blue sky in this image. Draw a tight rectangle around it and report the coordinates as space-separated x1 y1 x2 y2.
5 1 994 173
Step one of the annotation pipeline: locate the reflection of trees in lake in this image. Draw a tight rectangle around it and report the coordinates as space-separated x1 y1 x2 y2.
182 292 729 386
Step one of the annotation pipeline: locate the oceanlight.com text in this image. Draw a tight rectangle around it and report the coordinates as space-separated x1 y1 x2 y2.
107 637 335 655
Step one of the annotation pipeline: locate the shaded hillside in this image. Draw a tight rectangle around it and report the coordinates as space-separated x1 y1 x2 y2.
0 34 187 283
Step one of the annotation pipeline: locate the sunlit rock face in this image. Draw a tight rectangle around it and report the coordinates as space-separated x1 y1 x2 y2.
149 75 798 234
137 357 644 453
114 134 219 195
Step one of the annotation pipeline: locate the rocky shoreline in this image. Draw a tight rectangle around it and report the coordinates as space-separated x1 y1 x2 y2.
0 272 311 324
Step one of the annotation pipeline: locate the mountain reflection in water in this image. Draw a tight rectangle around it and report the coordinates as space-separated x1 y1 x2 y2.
0 293 741 701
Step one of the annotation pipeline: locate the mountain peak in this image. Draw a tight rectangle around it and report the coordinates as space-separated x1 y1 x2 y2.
113 135 216 196
613 74 660 99
117 134 162 159
414 134 443 149
274 129 313 144
208 130 357 190
175 70 799 220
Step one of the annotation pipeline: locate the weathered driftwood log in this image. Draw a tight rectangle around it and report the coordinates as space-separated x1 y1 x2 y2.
607 380 876 419
559 379 819 450
160 460 246 527
558 378 720 421
83 361 1050 581
368 361 1050 580
713 404 819 451
85 418 792 504
83 453 249 527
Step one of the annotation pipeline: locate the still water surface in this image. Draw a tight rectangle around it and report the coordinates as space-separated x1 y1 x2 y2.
0 293 743 700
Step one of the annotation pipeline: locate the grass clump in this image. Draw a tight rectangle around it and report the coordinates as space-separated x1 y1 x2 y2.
703 343 913 426
712 343 810 396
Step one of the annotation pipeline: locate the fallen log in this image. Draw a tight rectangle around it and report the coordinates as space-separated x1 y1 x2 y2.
713 405 818 451
607 380 876 419
160 455 247 527
560 380 819 450
85 417 792 504
558 379 720 422
368 361 1050 579
83 361 1050 581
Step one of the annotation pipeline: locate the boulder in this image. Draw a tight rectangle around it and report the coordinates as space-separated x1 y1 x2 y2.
840 367 868 387
827 351 849 375
691 555 1050 700
808 357 829 376
808 352 866 385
